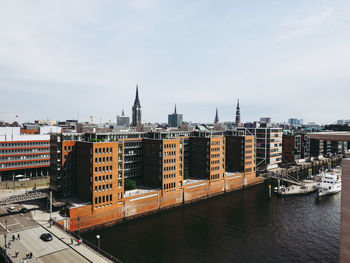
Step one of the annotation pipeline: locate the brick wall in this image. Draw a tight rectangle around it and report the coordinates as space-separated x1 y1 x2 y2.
124 191 160 217
66 174 263 232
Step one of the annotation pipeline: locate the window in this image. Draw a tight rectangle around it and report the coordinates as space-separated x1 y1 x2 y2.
110 194 113 201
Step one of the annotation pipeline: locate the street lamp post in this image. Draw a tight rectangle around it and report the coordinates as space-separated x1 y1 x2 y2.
4 234 7 248
96 235 100 252
77 217 80 235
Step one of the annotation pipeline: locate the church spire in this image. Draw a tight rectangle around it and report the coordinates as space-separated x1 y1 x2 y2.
235 98 241 125
132 84 142 127
174 104 177 114
214 108 219 124
134 85 140 106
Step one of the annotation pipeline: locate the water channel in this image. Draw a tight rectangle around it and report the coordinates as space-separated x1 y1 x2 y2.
83 183 340 263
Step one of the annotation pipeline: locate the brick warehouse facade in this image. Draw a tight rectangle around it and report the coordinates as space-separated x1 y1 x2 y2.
51 131 263 231
76 142 123 212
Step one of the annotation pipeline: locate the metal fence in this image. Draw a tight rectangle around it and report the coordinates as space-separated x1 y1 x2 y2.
53 221 123 263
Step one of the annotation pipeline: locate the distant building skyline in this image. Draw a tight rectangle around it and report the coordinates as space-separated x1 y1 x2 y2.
168 105 183 128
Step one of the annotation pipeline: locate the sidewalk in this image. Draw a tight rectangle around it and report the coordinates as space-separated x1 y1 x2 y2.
32 210 113 263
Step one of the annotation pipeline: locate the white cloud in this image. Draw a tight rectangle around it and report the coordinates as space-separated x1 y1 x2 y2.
0 0 350 124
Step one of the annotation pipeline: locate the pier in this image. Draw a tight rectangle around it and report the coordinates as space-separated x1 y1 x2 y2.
263 155 342 185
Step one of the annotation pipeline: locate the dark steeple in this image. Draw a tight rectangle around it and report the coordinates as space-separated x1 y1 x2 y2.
235 98 241 125
174 104 177 114
134 85 141 106
132 85 142 127
214 108 219 124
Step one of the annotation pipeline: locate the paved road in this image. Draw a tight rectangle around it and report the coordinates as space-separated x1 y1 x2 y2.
0 205 37 234
0 196 114 262
5 226 90 263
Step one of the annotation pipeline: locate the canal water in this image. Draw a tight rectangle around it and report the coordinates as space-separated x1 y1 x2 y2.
82 184 340 263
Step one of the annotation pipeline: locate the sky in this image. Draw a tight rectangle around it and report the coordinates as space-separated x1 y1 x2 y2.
0 0 350 125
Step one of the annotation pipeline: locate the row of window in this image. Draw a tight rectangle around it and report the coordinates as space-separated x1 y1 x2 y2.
164 158 176 164
164 143 176 149
95 156 112 164
0 154 49 161
95 194 113 204
211 154 221 158
211 141 221 146
95 174 112 182
124 142 141 148
211 147 221 152
94 184 112 192
210 160 220 165
124 163 142 169
94 165 113 173
0 142 49 147
95 147 113 154
164 151 176 157
210 174 220 180
0 148 49 155
124 170 142 177
63 145 73 152
0 160 49 168
210 166 221 171
164 173 177 180
164 165 176 172
164 182 176 189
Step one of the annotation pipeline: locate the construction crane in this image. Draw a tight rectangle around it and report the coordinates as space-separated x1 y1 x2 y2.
0 112 20 123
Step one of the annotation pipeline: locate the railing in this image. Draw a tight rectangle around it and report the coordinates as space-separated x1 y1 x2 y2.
0 161 49 169
0 149 50 156
0 190 48 205
54 223 123 263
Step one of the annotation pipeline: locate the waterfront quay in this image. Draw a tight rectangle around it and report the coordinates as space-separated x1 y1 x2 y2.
264 155 342 181
82 183 340 263
0 200 116 262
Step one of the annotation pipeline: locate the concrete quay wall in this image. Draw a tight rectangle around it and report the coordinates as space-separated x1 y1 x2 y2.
63 174 263 232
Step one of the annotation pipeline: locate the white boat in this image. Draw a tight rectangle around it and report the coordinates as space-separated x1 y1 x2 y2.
277 183 317 196
317 171 341 197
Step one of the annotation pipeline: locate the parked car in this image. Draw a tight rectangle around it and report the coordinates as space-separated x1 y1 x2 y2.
19 207 28 213
7 206 17 214
40 233 53 242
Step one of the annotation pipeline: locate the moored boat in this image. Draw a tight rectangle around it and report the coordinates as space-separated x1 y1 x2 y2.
317 171 341 197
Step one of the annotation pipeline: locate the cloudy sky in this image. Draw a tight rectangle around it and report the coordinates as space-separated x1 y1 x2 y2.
0 0 349 124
